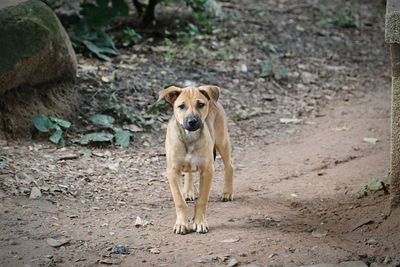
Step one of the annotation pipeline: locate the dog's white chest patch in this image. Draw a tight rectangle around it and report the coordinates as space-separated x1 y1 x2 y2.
181 144 201 171
184 153 198 165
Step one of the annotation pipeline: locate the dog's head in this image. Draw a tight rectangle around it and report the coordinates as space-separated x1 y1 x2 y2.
158 85 220 132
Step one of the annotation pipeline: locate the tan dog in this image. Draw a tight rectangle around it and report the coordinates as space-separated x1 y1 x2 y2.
159 85 234 234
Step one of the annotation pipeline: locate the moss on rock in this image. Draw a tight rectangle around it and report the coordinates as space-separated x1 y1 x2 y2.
0 0 76 94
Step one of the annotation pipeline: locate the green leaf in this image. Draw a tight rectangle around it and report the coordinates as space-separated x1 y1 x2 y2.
49 126 63 144
262 42 277 53
49 116 71 128
274 68 289 81
88 114 115 127
84 41 112 61
80 132 114 145
80 31 119 61
32 115 55 132
114 129 132 148
261 61 273 78
319 10 358 28
0 157 7 170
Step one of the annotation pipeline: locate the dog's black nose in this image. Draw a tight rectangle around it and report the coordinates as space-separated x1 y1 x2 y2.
188 118 198 126
183 116 203 131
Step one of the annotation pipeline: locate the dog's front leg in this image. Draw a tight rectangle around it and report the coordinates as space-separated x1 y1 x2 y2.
193 165 213 233
167 167 189 234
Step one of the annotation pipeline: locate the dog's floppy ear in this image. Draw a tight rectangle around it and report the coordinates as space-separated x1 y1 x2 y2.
158 86 182 105
199 85 220 102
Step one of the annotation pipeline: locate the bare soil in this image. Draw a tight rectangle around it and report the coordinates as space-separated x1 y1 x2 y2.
1 0 398 266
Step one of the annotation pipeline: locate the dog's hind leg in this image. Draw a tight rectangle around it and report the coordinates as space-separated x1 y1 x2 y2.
216 140 234 201
182 172 195 201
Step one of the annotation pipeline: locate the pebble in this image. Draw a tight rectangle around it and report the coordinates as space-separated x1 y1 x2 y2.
46 238 71 248
228 258 239 267
219 237 240 243
29 187 41 199
366 239 378 245
150 248 160 254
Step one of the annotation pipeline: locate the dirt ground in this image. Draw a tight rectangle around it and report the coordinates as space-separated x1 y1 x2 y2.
1 0 398 266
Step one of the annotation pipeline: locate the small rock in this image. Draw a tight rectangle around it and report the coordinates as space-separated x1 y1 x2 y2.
279 118 302 124
46 238 71 248
268 253 278 258
242 264 261 267
57 153 79 161
29 187 41 199
183 80 197 87
149 248 160 254
111 245 129 254
363 137 378 145
311 229 328 238
100 258 122 265
228 258 239 267
219 237 240 243
366 239 378 245
134 216 150 227
240 64 248 73
383 256 391 264
301 72 318 84
193 255 218 263
370 263 381 267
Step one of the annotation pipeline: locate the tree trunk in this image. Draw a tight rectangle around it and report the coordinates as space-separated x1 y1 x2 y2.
132 0 144 16
140 0 158 27
390 44 400 210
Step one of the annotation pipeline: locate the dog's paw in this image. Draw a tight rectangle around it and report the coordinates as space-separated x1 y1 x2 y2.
192 220 209 234
173 223 189 235
221 192 233 202
183 191 196 202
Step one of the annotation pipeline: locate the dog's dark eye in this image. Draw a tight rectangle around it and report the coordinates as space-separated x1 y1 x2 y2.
178 104 185 110
197 102 205 108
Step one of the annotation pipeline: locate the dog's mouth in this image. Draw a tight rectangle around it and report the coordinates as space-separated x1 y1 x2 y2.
182 116 203 131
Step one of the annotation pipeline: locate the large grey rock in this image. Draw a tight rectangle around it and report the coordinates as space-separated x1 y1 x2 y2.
0 0 77 94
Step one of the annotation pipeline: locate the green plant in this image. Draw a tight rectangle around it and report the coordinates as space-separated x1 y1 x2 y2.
69 0 129 60
355 176 389 199
319 10 358 28
163 38 177 62
80 114 132 147
120 27 143 47
32 115 71 146
260 60 289 81
261 42 277 53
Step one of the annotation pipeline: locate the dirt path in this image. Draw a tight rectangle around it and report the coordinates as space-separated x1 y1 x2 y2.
0 79 394 266
0 0 396 266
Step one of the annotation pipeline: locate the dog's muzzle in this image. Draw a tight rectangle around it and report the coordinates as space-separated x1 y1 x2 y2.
183 116 203 131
